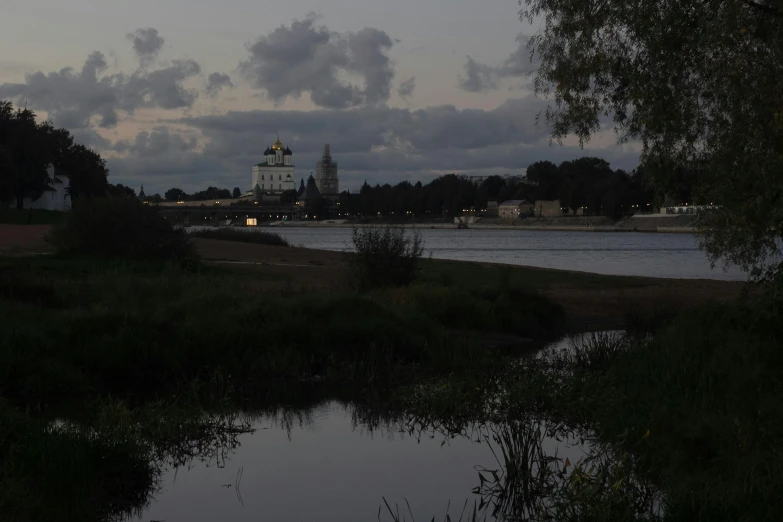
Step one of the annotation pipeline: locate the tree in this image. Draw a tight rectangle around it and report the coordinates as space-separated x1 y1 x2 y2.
280 189 298 205
107 184 136 198
60 144 109 200
0 101 109 207
0 146 17 205
232 187 241 198
480 175 508 200
165 188 187 202
521 0 783 279
0 104 50 209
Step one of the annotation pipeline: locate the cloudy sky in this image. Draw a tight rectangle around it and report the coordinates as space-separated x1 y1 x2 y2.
0 0 640 195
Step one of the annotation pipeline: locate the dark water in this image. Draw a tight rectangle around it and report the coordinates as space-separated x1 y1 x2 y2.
128 338 610 522
261 227 746 280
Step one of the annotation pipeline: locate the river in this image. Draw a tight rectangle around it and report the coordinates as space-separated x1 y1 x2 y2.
244 227 746 280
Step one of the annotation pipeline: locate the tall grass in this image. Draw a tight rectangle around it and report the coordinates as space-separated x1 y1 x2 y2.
528 303 783 521
188 227 289 247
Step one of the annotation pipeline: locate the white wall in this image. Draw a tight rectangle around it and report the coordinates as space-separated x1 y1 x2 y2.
21 167 71 211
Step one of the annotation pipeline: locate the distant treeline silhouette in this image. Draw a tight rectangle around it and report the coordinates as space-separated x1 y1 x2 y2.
336 158 655 219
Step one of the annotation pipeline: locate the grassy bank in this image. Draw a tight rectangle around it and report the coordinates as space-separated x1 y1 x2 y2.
0 250 567 520
510 298 783 521
0 208 66 225
0 256 564 405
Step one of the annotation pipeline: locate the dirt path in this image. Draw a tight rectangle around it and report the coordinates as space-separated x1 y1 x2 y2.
0 224 52 252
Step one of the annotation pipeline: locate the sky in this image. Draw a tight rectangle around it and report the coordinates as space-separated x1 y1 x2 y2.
0 0 641 195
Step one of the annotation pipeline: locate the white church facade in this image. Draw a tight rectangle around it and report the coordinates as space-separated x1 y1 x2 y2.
251 136 296 194
20 165 71 211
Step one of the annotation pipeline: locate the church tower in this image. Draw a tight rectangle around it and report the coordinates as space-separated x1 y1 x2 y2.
315 144 338 198
251 136 296 194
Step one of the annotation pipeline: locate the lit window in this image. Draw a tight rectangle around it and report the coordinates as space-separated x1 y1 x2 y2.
246 218 257 226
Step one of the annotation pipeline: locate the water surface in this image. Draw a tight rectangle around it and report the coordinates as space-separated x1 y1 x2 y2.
129 336 630 522
262 228 746 280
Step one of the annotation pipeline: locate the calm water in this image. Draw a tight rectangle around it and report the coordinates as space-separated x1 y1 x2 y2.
263 227 746 280
129 337 617 522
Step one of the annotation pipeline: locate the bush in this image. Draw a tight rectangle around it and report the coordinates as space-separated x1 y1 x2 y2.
350 226 424 288
46 196 195 262
188 227 289 246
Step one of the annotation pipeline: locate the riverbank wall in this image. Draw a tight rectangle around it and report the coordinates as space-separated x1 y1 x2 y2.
264 222 699 233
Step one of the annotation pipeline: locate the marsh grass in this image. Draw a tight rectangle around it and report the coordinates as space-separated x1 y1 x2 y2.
188 227 290 247
523 303 783 521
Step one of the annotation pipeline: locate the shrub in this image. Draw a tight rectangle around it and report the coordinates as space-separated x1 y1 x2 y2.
46 196 195 262
350 226 424 288
188 227 289 246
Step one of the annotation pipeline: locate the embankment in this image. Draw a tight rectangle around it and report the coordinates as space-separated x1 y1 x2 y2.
269 214 701 232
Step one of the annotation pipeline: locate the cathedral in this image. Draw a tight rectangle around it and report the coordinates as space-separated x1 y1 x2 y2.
251 136 296 193
315 144 339 198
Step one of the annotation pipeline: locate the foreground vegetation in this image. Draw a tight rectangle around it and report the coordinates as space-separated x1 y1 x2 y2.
2 196 777 521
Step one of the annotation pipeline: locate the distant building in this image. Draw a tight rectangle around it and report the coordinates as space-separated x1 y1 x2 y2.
534 200 565 217
252 136 295 194
498 200 535 219
298 174 322 205
485 201 499 217
315 144 339 198
20 165 71 211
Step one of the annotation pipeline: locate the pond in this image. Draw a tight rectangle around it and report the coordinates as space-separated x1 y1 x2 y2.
128 336 661 522
129 402 589 522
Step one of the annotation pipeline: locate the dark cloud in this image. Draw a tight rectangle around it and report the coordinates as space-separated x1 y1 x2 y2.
113 127 198 157
459 34 538 92
0 48 201 128
103 97 639 194
458 57 499 93
397 76 415 100
0 52 118 128
205 72 234 98
119 60 202 110
239 14 396 109
128 28 165 67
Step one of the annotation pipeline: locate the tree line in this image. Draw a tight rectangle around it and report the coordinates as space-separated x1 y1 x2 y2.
160 157 669 220
335 157 656 219
0 101 112 208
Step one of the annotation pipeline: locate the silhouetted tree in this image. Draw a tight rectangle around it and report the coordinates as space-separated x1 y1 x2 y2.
232 187 241 198
165 188 187 202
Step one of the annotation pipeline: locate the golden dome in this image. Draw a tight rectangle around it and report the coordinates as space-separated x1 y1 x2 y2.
272 136 283 150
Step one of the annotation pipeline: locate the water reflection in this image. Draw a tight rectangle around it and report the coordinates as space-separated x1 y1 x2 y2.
121 398 662 522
